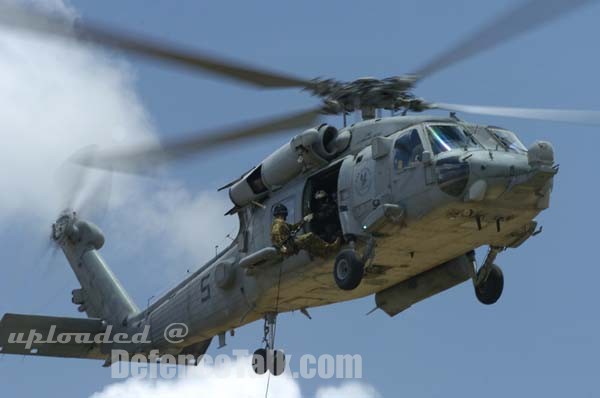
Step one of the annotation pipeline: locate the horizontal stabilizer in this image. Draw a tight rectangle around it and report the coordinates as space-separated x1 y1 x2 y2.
0 313 106 360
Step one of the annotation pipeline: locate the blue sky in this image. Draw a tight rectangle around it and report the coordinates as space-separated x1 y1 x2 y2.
1 0 600 397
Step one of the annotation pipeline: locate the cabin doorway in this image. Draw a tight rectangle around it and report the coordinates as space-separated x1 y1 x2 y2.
303 162 343 243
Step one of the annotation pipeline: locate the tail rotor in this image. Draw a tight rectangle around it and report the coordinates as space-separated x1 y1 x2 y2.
39 146 113 272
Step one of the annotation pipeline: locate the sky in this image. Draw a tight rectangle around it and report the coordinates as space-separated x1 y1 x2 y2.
1 0 600 397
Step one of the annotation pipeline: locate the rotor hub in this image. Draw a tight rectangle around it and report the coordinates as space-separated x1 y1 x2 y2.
308 75 422 116
52 212 75 242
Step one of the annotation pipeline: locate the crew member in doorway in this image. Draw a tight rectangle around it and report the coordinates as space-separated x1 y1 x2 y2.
313 190 339 241
271 203 339 257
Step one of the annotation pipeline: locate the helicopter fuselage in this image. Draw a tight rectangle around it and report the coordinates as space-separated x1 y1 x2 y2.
138 115 557 352
0 115 556 363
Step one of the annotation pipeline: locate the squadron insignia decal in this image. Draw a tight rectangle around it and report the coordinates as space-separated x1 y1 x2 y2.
355 167 372 196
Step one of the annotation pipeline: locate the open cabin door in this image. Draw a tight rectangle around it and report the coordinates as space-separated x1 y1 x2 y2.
302 162 343 243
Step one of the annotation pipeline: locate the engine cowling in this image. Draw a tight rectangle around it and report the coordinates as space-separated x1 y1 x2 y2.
229 124 342 207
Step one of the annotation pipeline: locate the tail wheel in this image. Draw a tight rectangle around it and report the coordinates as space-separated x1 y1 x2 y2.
475 264 504 305
333 249 364 291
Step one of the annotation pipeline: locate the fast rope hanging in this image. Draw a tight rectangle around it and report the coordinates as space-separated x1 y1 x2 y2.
264 264 284 398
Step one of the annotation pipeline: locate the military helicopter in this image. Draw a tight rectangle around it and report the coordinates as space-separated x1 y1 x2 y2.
1 0 600 376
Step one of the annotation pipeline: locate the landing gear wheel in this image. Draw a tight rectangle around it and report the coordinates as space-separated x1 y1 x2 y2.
333 249 364 291
475 264 504 305
252 348 267 375
267 349 286 376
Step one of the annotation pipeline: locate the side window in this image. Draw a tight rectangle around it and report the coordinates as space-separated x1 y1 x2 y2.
393 129 424 170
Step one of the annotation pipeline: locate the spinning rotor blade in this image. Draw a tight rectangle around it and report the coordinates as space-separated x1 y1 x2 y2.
74 107 322 174
0 3 313 89
413 0 595 80
56 147 113 220
57 157 88 212
40 150 112 270
76 170 113 222
431 102 600 125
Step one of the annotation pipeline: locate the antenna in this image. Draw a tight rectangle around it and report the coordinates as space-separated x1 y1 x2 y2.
146 295 155 310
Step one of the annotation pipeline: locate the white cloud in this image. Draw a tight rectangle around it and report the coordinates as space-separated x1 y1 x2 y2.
316 381 382 398
93 357 300 398
91 356 379 398
0 0 153 224
0 0 234 272
111 184 237 277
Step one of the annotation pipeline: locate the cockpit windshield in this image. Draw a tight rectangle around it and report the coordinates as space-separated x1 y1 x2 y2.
487 128 528 153
426 124 478 155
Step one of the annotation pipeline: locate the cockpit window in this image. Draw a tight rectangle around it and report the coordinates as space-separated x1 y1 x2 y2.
393 129 424 170
488 128 527 153
465 125 498 150
426 124 478 155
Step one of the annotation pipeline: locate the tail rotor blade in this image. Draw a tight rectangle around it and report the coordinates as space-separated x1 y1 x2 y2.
55 145 113 221
77 170 113 222
56 160 88 212
39 240 60 276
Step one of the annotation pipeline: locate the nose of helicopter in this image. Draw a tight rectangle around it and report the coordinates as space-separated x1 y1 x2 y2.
453 141 556 202
463 151 528 201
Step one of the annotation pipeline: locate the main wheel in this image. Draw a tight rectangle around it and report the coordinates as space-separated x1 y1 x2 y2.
267 349 286 376
475 264 504 305
251 348 267 375
333 249 364 291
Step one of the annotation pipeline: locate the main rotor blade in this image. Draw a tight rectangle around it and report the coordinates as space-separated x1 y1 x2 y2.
74 107 322 174
0 3 313 89
413 0 595 80
431 102 600 125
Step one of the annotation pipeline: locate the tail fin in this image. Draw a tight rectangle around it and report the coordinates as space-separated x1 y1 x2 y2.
52 213 139 325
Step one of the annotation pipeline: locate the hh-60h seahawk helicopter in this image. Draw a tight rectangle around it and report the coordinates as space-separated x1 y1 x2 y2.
1 0 600 376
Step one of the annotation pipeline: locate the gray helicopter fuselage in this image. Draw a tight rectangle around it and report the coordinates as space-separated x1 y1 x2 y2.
2 115 555 361
1 0 589 366
134 114 556 352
